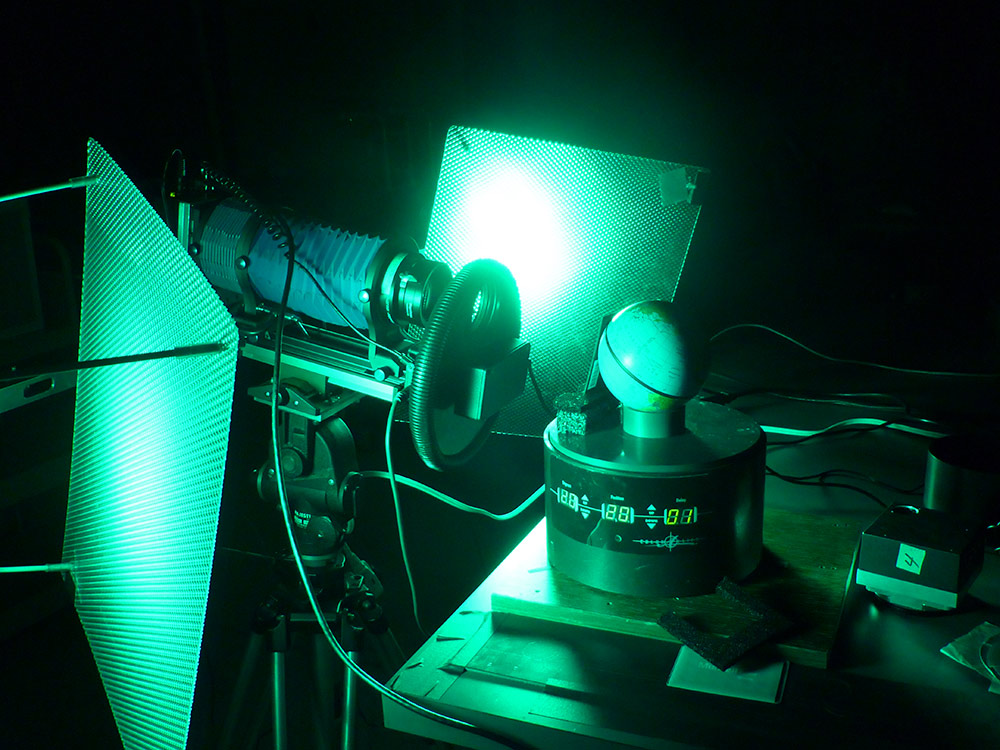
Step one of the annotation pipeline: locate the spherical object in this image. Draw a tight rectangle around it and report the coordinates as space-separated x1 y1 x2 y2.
597 300 707 412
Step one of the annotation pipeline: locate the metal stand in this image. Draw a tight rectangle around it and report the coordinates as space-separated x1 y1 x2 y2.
219 550 404 750
221 382 403 750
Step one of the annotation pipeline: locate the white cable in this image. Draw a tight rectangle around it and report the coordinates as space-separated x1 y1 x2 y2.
383 390 426 635
268 258 499 747
356 472 543 521
377 396 542 631
762 418 947 440
711 322 1000 378
270 387 490 742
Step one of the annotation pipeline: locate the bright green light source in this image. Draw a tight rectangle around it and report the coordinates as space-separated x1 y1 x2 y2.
63 140 238 750
424 126 706 436
464 168 566 302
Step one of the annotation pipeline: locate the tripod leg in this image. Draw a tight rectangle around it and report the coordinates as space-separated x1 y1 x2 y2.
312 630 338 749
340 619 363 750
272 650 288 750
369 626 406 675
220 631 265 750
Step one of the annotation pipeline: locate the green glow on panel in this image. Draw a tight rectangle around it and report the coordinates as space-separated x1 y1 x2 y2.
464 168 567 302
63 140 238 750
424 126 706 436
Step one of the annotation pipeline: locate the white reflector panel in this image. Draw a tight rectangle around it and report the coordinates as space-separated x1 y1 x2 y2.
63 139 238 750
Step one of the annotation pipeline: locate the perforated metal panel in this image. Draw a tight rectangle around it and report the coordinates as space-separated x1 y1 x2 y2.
424 126 705 436
63 140 238 750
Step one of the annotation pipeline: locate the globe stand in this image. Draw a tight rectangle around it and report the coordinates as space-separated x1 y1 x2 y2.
622 404 686 439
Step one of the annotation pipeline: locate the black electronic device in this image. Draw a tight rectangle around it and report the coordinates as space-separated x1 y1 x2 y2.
544 300 766 598
856 504 985 611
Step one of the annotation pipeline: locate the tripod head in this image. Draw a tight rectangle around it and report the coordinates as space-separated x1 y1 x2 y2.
253 378 363 566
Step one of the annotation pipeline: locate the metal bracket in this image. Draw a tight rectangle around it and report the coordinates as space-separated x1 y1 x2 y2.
248 379 363 422
0 371 77 414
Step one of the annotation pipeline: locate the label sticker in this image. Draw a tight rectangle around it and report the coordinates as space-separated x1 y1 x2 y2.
896 544 926 575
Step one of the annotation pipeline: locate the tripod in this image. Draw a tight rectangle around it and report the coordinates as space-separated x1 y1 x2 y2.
221 380 404 750
219 546 403 750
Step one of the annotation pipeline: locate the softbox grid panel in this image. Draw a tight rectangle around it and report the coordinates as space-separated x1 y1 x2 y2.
423 126 705 436
63 139 238 750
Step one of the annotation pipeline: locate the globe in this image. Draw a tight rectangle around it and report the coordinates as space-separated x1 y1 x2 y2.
597 300 707 413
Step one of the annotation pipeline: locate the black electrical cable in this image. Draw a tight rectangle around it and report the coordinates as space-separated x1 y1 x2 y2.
706 381 911 412
160 148 183 230
766 421 894 448
200 164 410 369
704 368 923 414
201 164 291 253
218 547 278 562
289 257 410 368
262 209 530 750
527 359 555 418
772 467 923 496
766 465 888 508
710 323 1000 379
705 378 950 445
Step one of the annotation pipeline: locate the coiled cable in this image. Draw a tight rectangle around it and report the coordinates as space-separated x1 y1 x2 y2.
200 163 294 254
409 259 521 470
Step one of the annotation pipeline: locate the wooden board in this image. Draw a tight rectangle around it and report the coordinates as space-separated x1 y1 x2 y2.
491 508 862 668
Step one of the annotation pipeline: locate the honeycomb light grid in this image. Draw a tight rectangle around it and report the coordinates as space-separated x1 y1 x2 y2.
423 126 704 437
63 139 238 750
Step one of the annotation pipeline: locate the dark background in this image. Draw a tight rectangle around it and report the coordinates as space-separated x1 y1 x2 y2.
2 2 998 748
